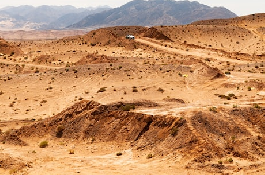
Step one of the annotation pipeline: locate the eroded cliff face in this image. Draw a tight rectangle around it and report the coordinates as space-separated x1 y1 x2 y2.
1 100 262 163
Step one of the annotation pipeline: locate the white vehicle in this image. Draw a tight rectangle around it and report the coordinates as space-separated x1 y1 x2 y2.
125 35 135 40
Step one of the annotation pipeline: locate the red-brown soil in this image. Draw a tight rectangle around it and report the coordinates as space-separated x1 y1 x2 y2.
0 38 23 56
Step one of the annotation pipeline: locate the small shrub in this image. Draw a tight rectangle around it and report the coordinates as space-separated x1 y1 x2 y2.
209 106 217 113
146 153 153 159
218 160 223 165
56 125 64 138
46 86 53 91
9 102 14 107
157 87 165 93
121 104 135 111
231 136 236 142
73 69 78 73
248 87 252 91
91 137 96 143
40 99 47 103
116 152 122 156
170 126 178 136
228 94 236 98
228 158 233 163
0 91 4 95
225 71 231 75
132 87 138 92
69 149 75 154
253 103 261 109
218 95 231 100
97 87 107 93
39 141 48 148
35 68 39 73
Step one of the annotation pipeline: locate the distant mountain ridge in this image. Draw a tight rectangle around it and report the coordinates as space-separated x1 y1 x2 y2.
69 0 237 28
0 5 111 30
0 0 237 30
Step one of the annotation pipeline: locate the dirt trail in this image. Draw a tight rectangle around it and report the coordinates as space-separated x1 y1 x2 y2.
0 59 63 69
239 25 265 42
136 38 253 64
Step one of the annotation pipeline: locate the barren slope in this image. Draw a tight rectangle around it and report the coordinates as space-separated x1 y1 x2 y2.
0 15 265 174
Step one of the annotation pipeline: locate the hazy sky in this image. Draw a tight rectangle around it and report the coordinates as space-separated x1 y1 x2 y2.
0 0 264 16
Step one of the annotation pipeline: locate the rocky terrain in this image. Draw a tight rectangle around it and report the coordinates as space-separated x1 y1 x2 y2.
0 13 264 174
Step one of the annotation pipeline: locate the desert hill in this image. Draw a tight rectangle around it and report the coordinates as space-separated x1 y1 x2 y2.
69 0 236 28
0 14 265 174
66 13 265 57
192 13 265 27
0 38 23 56
145 13 265 55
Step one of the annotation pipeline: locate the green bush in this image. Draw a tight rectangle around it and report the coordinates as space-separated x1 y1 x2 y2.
121 104 135 111
146 153 153 159
97 87 107 93
209 106 217 113
253 103 261 109
39 141 48 148
228 158 233 163
170 126 178 136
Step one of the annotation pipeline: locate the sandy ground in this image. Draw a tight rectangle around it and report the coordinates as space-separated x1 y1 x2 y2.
0 19 265 174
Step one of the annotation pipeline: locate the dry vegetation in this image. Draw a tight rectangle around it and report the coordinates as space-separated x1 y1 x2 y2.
0 14 264 175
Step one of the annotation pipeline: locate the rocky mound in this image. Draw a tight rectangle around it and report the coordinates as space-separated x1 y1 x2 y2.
2 100 264 163
76 53 119 65
63 26 148 50
143 27 171 41
0 38 23 56
33 55 55 64
0 153 27 172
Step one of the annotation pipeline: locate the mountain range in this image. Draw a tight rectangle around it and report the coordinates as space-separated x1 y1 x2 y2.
0 0 237 30
69 0 237 28
0 5 110 30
